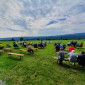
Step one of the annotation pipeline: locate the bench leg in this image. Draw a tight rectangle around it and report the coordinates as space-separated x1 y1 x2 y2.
73 62 75 66
8 54 11 57
57 59 59 64
20 56 22 60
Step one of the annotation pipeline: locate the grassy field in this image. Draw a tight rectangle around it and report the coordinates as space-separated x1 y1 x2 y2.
0 40 85 85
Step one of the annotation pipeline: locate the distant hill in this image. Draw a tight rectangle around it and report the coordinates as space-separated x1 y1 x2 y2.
58 33 85 40
0 32 85 40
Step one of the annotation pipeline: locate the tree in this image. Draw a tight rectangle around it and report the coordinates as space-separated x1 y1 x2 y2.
11 38 15 41
20 37 23 41
37 38 40 40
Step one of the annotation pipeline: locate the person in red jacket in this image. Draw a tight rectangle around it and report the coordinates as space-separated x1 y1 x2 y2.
69 45 75 52
80 42 83 47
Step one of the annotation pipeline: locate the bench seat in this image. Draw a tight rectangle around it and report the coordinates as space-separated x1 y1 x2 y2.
4 48 12 52
0 50 3 54
8 52 24 60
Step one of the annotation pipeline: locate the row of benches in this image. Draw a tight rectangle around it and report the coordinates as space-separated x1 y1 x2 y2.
0 48 38 60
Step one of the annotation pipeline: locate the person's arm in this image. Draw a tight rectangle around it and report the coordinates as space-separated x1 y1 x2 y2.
27 46 28 50
68 53 70 58
58 52 60 56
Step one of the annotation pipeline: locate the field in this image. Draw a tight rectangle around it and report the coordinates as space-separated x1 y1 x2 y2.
0 40 85 85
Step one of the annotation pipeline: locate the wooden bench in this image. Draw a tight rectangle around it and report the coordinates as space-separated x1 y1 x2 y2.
56 52 68 54
19 49 27 52
33 48 38 51
56 52 78 55
4 48 12 52
19 49 34 54
14 47 21 49
8 52 24 60
64 49 68 51
55 52 79 66
0 50 3 54
76 47 85 49
54 57 76 66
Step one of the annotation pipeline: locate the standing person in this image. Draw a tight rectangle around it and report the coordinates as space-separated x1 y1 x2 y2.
58 48 65 64
27 45 34 54
69 45 75 52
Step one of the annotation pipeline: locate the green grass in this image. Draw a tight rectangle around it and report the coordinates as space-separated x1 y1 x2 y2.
0 40 85 85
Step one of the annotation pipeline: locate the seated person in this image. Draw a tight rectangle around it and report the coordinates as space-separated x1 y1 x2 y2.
39 42 44 48
54 42 57 47
30 42 33 45
32 43 35 46
73 41 76 47
56 44 60 52
22 41 27 47
43 42 46 46
57 48 65 64
34 43 38 48
67 41 71 46
77 51 85 66
76 42 80 47
7 42 11 47
28 42 33 45
58 42 60 46
63 43 66 50
19 41 23 45
68 45 75 52
13 42 19 47
68 50 77 64
50 41 53 43
80 42 83 47
22 42 24 46
0 43 4 49
59 44 63 49
27 45 34 54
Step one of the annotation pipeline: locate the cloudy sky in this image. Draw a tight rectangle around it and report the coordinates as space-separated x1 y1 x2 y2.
0 0 85 38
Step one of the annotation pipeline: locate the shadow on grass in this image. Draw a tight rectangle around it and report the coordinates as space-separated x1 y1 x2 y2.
8 55 22 61
57 62 85 73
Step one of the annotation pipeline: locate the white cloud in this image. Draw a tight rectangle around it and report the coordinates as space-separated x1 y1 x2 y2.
0 0 85 38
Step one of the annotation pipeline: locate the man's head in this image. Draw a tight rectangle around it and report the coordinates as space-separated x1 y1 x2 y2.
72 50 75 53
60 48 63 51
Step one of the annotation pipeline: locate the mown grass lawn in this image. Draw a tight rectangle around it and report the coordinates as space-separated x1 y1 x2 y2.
0 40 85 85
